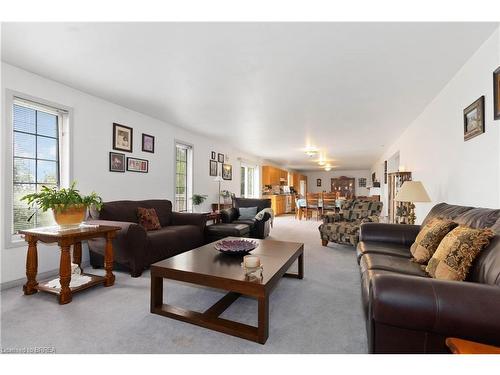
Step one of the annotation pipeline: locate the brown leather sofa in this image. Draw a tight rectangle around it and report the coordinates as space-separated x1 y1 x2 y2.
87 200 206 277
357 203 500 353
220 197 272 239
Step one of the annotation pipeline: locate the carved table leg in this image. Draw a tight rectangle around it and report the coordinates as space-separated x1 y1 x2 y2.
23 235 39 295
73 241 82 272
59 244 72 304
104 233 115 287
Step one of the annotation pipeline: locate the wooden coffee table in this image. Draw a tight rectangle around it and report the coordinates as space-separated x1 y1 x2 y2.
150 237 304 344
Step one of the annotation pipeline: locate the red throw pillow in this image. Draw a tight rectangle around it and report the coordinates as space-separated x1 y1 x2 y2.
137 207 161 231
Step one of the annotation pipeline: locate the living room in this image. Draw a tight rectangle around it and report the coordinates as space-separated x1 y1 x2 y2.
1 1 500 373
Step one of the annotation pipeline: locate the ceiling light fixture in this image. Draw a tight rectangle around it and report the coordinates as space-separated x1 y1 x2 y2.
304 146 318 157
324 164 332 172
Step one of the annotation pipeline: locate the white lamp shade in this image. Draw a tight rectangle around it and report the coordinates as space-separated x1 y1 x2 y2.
213 176 223 182
369 187 381 196
395 181 431 202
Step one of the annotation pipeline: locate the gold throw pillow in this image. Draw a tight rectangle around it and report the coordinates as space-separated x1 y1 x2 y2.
425 226 494 281
410 218 458 264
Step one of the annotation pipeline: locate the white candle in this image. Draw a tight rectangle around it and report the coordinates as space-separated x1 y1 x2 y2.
244 255 260 268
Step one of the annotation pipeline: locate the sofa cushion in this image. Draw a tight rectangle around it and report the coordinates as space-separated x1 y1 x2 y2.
357 241 411 262
359 253 427 277
147 225 203 262
421 203 474 227
426 226 495 281
137 207 161 231
92 199 173 226
238 206 258 220
410 218 458 264
232 219 257 228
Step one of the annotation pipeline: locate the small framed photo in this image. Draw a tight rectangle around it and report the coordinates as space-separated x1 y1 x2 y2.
142 133 155 153
218 153 224 163
316 178 321 187
127 157 148 173
222 163 232 180
209 160 218 176
113 123 133 152
109 152 125 172
211 151 216 160
359 177 367 187
494 66 500 120
464 96 485 141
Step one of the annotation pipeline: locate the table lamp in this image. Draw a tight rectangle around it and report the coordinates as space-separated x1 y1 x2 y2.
395 181 431 224
214 175 224 211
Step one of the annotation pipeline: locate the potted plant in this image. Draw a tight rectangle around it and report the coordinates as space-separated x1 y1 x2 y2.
21 182 103 228
191 194 208 212
220 190 233 204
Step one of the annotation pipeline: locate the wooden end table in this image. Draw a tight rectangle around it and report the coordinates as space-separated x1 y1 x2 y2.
19 225 120 305
150 237 304 344
446 337 500 354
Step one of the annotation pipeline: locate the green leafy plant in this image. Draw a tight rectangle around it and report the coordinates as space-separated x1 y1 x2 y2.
21 181 103 220
191 194 208 206
220 190 232 198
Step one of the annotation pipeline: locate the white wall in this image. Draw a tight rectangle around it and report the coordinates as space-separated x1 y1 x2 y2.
300 169 371 196
1 63 264 284
371 28 500 223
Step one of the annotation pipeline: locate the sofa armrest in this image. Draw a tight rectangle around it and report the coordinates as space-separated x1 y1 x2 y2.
86 219 148 268
359 222 420 246
370 273 500 346
220 207 238 223
323 212 343 224
171 212 207 230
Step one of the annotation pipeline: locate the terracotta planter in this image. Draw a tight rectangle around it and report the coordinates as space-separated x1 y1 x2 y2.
52 204 86 227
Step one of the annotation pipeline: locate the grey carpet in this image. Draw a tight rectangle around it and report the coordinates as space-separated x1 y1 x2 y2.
0 215 367 353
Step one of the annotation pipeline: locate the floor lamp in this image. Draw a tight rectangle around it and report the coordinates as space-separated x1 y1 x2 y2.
395 181 431 224
214 175 223 212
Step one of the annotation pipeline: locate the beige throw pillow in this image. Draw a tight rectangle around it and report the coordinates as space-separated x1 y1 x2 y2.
410 218 458 264
425 226 494 281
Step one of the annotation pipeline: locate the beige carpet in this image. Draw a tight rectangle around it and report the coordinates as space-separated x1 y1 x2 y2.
0 215 367 353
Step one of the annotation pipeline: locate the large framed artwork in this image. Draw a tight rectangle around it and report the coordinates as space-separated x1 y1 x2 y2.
113 123 133 152
222 164 232 180
109 152 125 172
463 96 485 141
494 66 500 120
127 157 148 173
209 160 218 176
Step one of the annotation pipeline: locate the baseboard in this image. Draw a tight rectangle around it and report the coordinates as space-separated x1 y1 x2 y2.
0 260 90 291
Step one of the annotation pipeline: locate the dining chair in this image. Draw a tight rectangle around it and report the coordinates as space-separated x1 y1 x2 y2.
322 192 337 216
305 192 321 220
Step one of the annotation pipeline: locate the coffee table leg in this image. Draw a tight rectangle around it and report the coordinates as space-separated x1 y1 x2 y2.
150 273 163 311
59 244 72 304
104 233 115 287
298 252 304 279
23 236 38 295
258 295 269 344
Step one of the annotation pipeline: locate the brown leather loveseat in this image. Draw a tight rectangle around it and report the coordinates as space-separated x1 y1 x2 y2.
87 200 206 277
357 203 500 353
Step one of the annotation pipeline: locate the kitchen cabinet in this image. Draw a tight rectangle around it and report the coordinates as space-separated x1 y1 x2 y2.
265 194 295 216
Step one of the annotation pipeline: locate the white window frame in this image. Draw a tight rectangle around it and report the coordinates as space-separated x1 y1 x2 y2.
173 140 193 212
240 162 260 198
3 90 73 248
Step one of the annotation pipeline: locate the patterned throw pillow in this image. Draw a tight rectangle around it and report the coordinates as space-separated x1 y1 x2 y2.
410 218 458 264
425 226 494 281
137 207 161 231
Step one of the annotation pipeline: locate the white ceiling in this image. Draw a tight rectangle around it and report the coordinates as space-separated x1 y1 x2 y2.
2 22 498 170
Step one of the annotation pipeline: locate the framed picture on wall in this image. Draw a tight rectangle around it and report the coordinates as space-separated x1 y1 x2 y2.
218 153 224 163
109 152 125 172
316 178 321 187
113 123 133 152
211 151 216 160
222 164 232 180
494 66 500 120
359 177 366 187
209 160 218 176
127 157 148 173
142 133 155 153
464 96 485 141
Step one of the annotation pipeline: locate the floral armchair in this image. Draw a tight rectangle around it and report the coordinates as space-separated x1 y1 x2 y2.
319 199 383 247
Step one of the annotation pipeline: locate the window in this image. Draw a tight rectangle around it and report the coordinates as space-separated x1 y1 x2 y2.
241 164 259 198
174 142 193 212
11 99 64 234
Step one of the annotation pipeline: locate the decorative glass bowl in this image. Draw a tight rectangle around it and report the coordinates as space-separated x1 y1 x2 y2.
214 239 258 255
